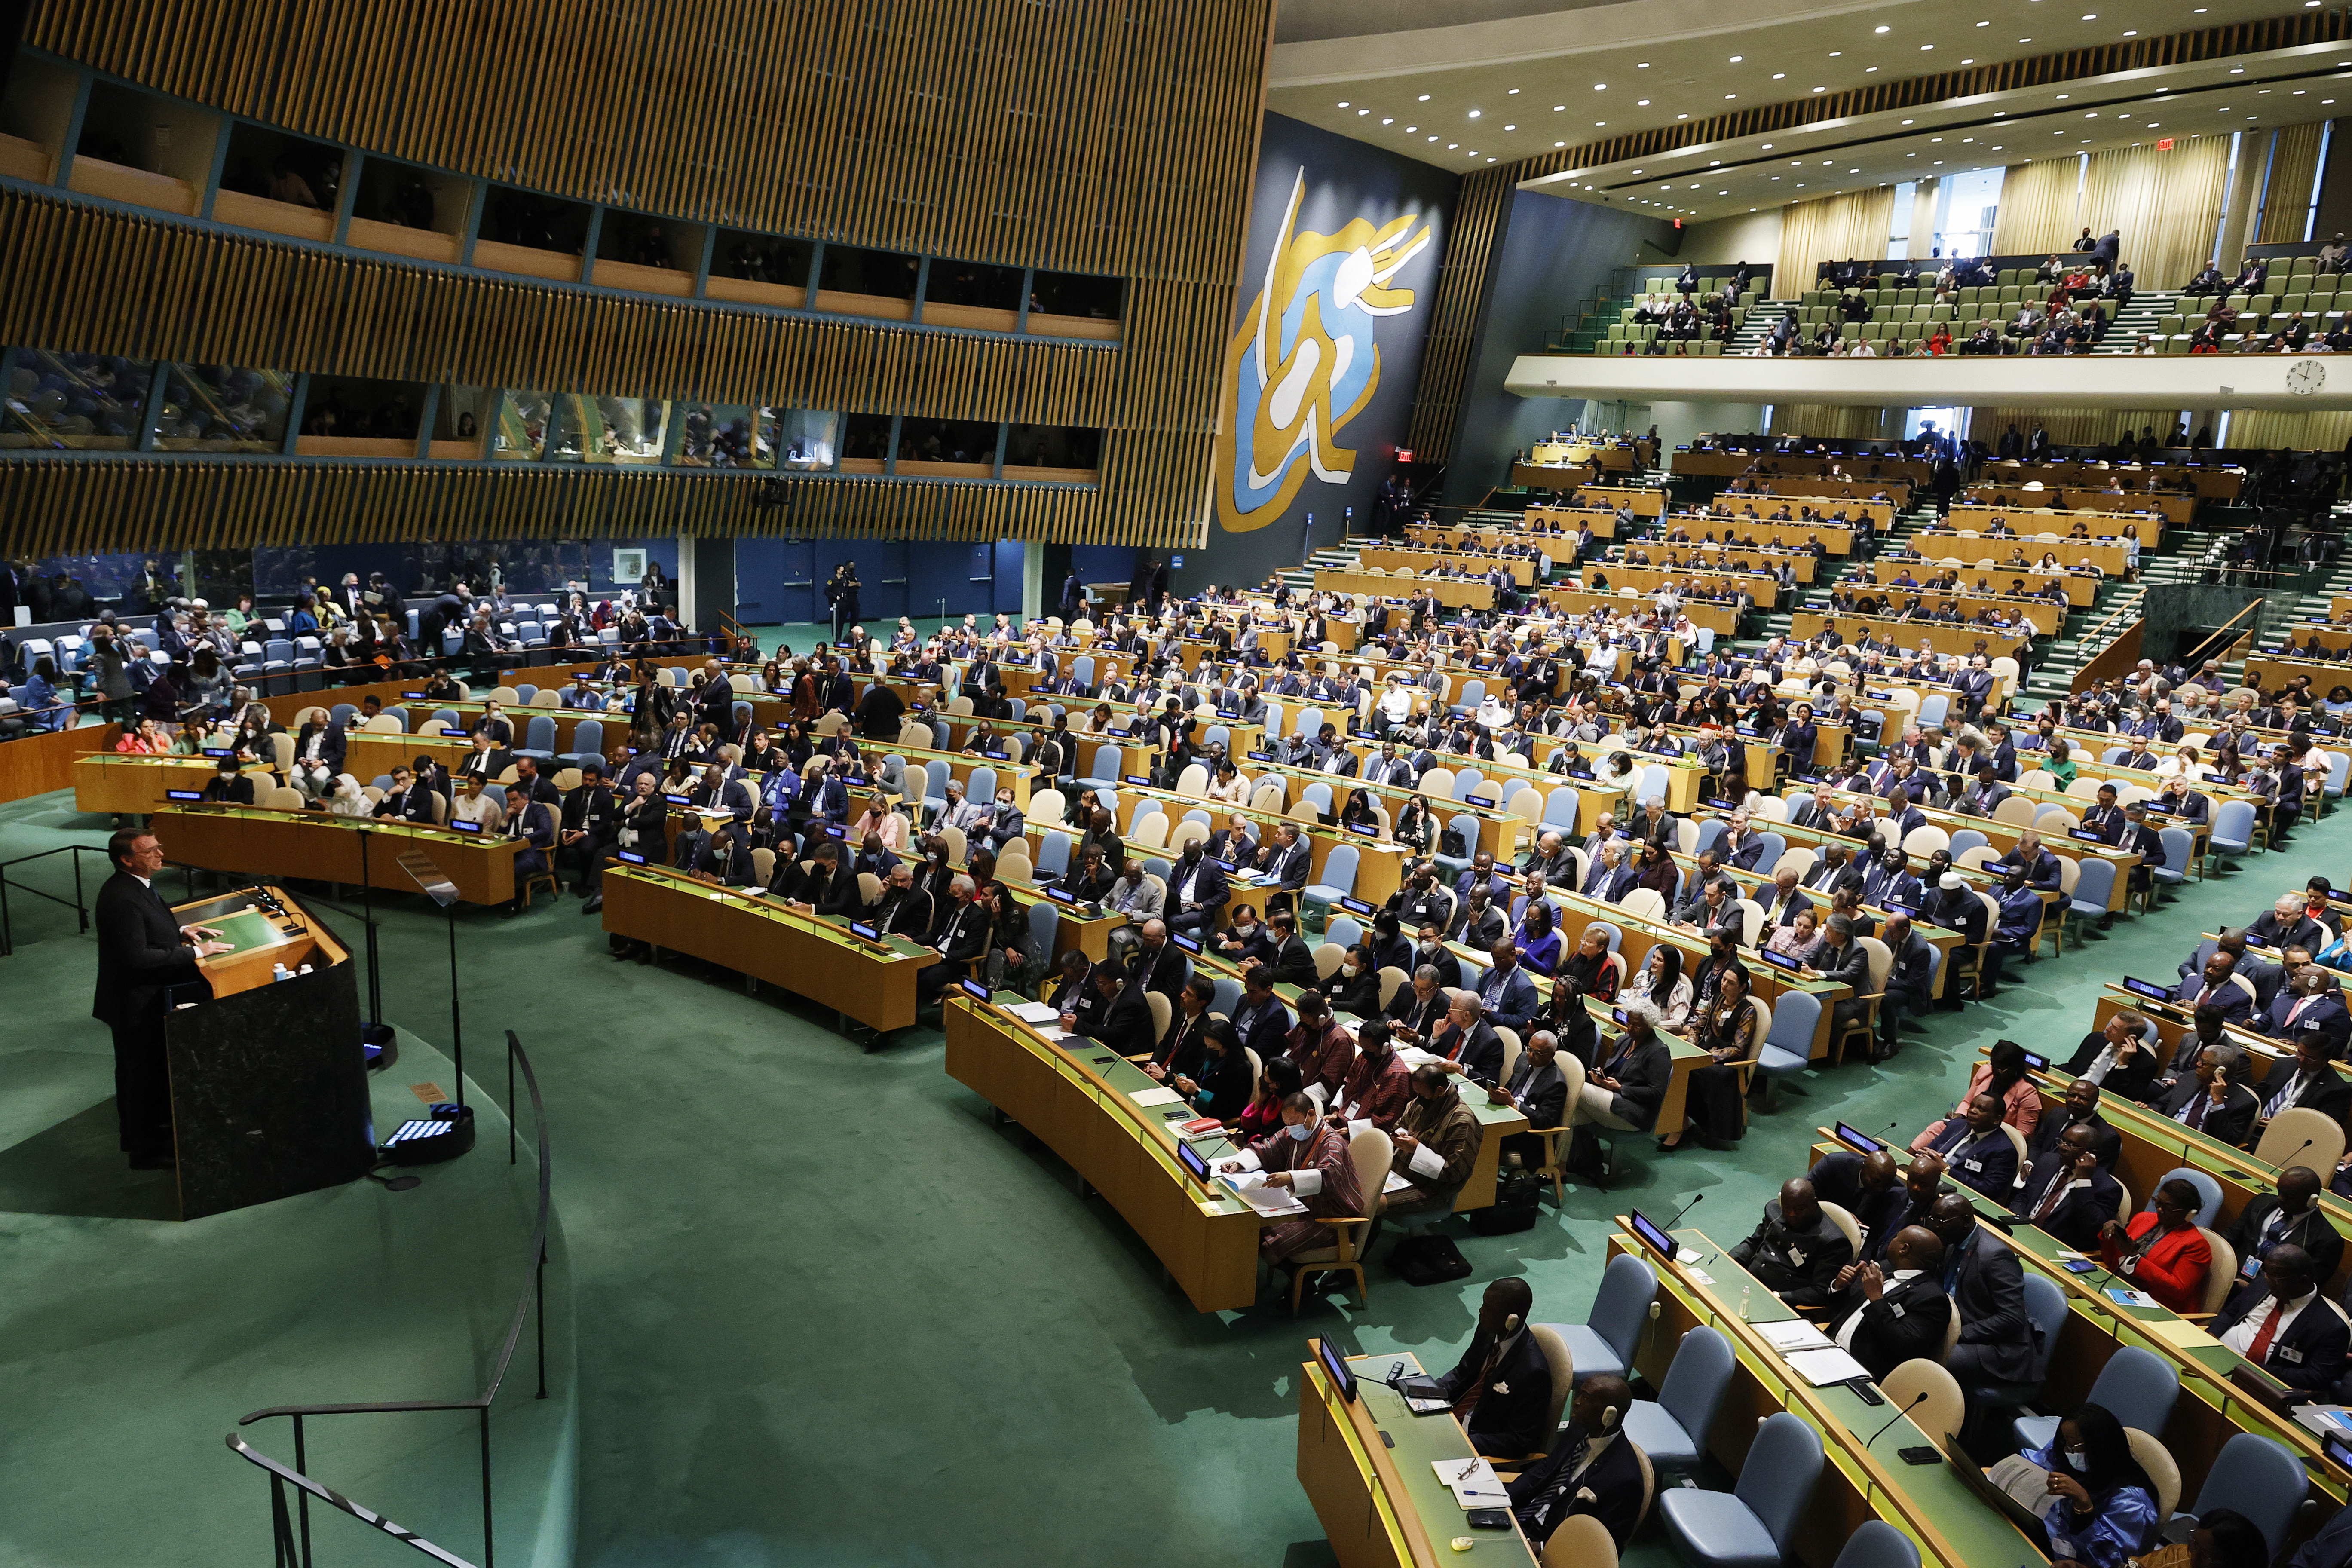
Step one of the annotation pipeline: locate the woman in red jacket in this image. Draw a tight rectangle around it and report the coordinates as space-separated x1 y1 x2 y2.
2098 1179 2213 1314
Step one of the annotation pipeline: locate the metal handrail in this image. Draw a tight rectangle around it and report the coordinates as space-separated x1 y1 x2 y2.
226 1029 550 1568
0 842 106 956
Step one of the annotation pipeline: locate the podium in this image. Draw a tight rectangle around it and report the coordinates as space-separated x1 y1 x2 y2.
163 888 374 1220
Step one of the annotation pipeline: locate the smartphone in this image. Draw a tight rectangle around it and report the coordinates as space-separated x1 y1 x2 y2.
1897 1446 1943 1466
2061 1258 2099 1274
1465 1510 1513 1530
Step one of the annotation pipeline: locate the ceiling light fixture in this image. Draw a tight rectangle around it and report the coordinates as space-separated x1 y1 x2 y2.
1729 54 1743 62
1418 93 1431 101
1637 98 1651 106
1468 109 1481 117
1874 23 1890 32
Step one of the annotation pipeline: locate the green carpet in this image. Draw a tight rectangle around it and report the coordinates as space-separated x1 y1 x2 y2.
0 771 2329 1568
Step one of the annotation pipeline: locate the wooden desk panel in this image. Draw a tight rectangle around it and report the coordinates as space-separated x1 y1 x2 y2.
150 804 519 905
599 864 935 1032
1788 612 2037 662
74 754 266 815
1317 571 1494 609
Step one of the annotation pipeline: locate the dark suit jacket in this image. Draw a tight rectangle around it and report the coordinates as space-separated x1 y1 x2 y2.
2155 1077 2261 1148
1947 1223 2033 1382
2211 1286 2351 1391
2225 1196 2347 1301
1436 1327 1555 1458
1924 1123 2018 1196
91 871 202 1027
1807 1151 1911 1259
2255 1054 2352 1122
1500 1056 1568 1130
1267 934 1318 991
2060 1030 2161 1104
1084 981 1156 1058
2025 1107 2122 1170
2012 1152 2125 1250
2263 993 2352 1054
1591 1034 1672 1131
1827 1272 1952 1382
1508 1426 1645 1550
1429 1018 1504 1085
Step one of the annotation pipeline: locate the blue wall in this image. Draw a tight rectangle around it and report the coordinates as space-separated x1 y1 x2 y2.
1191 113 1455 593
734 537 1023 628
1439 188 1676 510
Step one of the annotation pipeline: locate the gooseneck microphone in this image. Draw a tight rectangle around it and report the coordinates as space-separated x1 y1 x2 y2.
1661 1192 1706 1231
1866 1390 1929 1447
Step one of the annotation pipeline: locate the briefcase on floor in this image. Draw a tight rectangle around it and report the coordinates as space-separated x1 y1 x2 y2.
1391 1234 1473 1286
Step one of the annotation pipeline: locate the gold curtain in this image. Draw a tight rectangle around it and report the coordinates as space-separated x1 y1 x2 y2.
2257 123 2328 244
1766 404 1899 441
1990 157 2081 257
1775 188 1897 291
1966 407 2181 448
2079 136 2235 290
2222 408 2352 449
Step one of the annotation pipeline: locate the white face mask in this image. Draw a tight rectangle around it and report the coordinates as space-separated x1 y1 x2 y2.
2061 1449 2088 1473
1286 1121 1314 1142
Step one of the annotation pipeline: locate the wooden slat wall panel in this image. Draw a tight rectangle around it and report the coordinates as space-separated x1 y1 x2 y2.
1405 168 1508 466
0 460 1204 555
27 0 1275 281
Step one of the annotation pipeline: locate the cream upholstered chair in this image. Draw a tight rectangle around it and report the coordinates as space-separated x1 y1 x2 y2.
1818 1202 1864 1259
1881 1359 1964 1447
2257 1108 2346 1175
2127 1429 2182 1520
1287 1127 1392 1313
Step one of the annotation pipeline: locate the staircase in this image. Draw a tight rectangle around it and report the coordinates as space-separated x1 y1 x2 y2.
1279 540 1372 594
2092 289 2181 353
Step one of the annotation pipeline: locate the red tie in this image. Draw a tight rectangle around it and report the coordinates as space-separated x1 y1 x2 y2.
2246 1302 2283 1366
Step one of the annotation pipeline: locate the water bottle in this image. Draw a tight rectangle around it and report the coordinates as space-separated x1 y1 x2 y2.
271 963 291 983
1739 1284 1752 1322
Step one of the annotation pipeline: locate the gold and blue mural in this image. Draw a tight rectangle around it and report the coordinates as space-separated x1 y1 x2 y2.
1214 167 1435 533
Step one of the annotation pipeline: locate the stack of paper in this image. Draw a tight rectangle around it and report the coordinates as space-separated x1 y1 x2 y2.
1430 1458 1509 1510
1007 1000 1062 1025
1129 1086 1183 1107
1221 1172 1307 1216
1782 1347 1873 1388
1755 1319 1835 1354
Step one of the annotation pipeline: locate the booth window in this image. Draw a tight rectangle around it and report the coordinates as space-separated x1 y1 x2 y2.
152 364 293 453
3 349 153 450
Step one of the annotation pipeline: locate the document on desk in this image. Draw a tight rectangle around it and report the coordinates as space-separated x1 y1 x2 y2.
1221 1172 1308 1217
1006 1001 1063 1025
1755 1319 1836 1354
1128 1086 1183 1107
1782 1348 1874 1388
2146 1318 2221 1350
1396 1046 1442 1068
1430 1458 1510 1509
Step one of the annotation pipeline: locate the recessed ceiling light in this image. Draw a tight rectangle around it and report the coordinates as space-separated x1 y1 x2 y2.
1557 141 1567 147
1468 109 1481 117
1921 43 1934 50
1357 108 1369 115
1729 54 1743 62
1637 99 1651 106
1761 143 1773 149
1829 50 1841 56
1773 72 1786 79
1874 23 1890 32
1554 104 1566 111
1428 135 1439 142
1596 121 1606 126
1507 88 1520 95
2056 93 2069 100
1446 141 1457 148
1677 112 1689 119
1418 93 1431 101
2230 67 2244 73
1337 101 1349 107
1382 117 1393 124
2122 28 2135 34
1725 93 1737 99
1504 122 1516 129
1813 85 1827 92
1931 136 1942 141
1866 66 1878 72
1962 58 1975 63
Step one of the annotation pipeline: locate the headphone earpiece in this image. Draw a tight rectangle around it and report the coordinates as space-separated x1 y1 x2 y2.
1600 1404 1621 1431
1504 1312 1522 1334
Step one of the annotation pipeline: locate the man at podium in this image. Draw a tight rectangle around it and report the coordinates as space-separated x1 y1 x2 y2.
92 829 234 1168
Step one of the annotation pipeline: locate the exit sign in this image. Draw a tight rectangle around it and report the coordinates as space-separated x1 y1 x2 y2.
1396 448 1415 462
2157 138 2175 151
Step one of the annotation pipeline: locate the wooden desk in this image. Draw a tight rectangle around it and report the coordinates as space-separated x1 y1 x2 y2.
1720 475 1914 506
1654 518 1856 556
1831 592 2065 638
1673 450 1934 484
599 862 938 1033
1579 563 1782 610
1634 542 1820 582
1358 548 1540 586
1047 785 1412 910
1912 531 2129 577
1866 558 2096 606
1950 499 2175 538
1317 571 1495 609
1698 495 1896 525
1535 587 1738 635
1514 506 1620 542
1977 456 2242 502
74 753 271 815
1608 1225 2050 1568
946 993 1267 1311
1788 612 2037 663
151 803 521 905
1298 1348 1540 1568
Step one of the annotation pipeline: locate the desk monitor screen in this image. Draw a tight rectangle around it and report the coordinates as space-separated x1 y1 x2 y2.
1249 751 1273 762
2022 1051 2049 1072
1983 862 2016 878
2122 976 2172 1003
401 691 427 699
1835 1122 1883 1153
2230 1363 2301 1416
1882 901 1917 918
1760 948 1801 971
1626 1210 1680 1261
1348 821 1379 836
616 850 647 865
1338 896 1375 917
1175 1139 1211 1185
1047 886 1077 906
2327 1435 2352 1477
2069 828 2107 844
451 820 482 834
1316 1337 1357 1403
825 824 848 840
204 747 233 759
849 922 879 941
665 793 693 806
959 978 992 1003
1124 773 1150 785
1569 769 1596 781
1465 794 1497 809
165 788 203 802
985 750 1008 761
442 726 469 738
1171 932 1201 954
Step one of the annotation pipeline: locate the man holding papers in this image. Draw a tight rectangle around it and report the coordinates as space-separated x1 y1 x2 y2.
1821 1225 1950 1382
1216 1091 1363 1268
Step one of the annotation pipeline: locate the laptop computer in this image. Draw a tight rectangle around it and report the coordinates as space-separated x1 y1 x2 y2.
1942 1442 2055 1560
